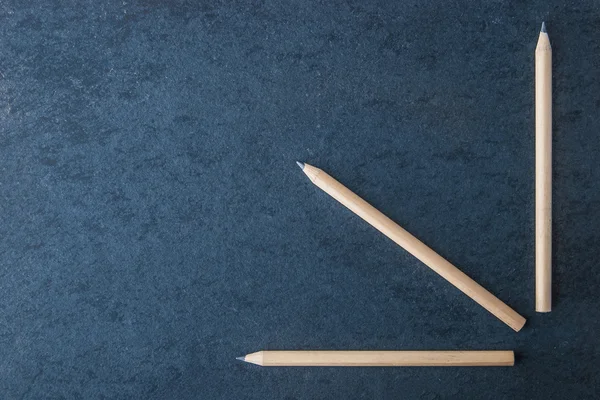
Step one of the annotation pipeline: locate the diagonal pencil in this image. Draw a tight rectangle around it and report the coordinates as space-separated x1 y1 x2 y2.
297 162 526 331
237 350 515 367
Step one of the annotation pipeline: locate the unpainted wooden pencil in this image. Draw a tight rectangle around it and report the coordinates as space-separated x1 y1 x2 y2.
297 162 526 331
237 350 515 367
535 22 552 312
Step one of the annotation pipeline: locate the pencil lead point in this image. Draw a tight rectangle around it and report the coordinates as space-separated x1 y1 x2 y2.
296 161 305 170
541 21 546 33
236 356 246 362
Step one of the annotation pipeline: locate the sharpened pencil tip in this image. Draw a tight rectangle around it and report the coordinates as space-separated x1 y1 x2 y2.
236 356 245 362
541 21 546 33
296 161 305 170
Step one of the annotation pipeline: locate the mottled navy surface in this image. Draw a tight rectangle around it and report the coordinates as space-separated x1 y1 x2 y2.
1 1 600 399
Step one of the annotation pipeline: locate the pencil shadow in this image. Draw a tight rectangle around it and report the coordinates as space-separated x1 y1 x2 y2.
513 351 523 365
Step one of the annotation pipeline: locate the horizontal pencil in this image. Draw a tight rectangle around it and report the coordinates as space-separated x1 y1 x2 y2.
237 350 515 367
298 162 526 332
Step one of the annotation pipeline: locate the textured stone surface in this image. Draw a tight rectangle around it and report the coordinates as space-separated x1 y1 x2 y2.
1 1 600 398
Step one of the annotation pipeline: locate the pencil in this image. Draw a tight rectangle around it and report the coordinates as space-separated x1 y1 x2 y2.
297 162 526 332
535 22 552 312
237 350 515 367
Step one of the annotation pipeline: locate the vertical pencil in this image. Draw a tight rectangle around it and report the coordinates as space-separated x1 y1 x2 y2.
297 162 526 332
535 22 552 312
237 350 515 367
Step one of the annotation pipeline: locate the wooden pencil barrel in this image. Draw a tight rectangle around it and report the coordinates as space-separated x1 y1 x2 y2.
244 350 514 367
535 28 552 312
302 164 526 331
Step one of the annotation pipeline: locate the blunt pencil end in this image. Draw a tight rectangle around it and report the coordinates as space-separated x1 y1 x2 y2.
296 161 305 170
541 21 546 33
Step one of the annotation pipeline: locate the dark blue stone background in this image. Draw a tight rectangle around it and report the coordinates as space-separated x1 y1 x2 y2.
1 0 599 398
